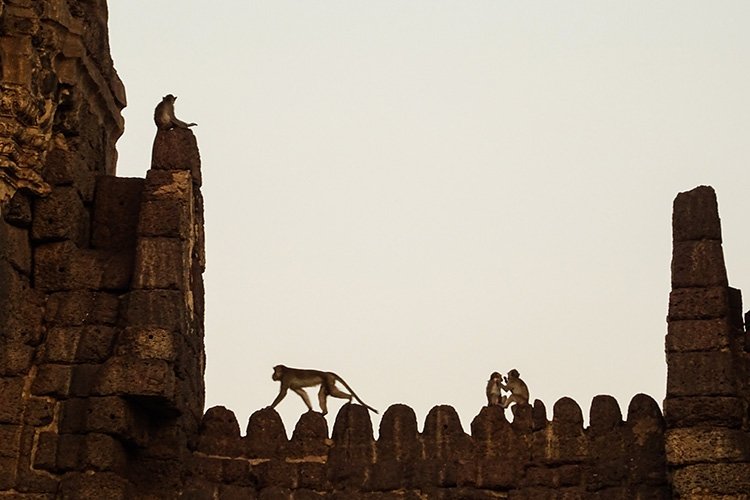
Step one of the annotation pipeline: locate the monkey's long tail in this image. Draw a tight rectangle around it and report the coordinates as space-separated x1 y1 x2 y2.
332 373 378 414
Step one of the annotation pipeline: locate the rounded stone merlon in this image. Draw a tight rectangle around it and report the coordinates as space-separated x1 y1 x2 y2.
195 406 242 456
532 399 548 430
245 407 288 458
200 406 241 437
552 397 584 428
470 405 511 440
672 185 722 243
331 403 374 442
291 410 329 441
289 411 329 457
626 394 664 427
589 395 623 435
377 404 419 461
422 405 466 439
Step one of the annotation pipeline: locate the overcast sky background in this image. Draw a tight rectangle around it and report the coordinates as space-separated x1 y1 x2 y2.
108 1 750 434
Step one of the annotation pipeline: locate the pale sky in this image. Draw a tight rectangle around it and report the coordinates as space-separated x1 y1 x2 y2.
108 1 750 434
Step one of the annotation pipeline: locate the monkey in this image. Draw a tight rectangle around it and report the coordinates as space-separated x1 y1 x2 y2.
486 371 505 406
501 368 529 410
269 365 378 415
154 94 197 130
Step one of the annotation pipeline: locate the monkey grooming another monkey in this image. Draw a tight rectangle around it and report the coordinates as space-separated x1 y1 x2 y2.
501 368 529 410
154 94 197 130
486 371 505 406
270 365 378 415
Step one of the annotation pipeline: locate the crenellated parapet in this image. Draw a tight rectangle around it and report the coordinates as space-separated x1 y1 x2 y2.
186 396 668 498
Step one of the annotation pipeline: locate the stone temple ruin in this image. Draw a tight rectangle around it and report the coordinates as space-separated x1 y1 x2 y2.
1 1 750 498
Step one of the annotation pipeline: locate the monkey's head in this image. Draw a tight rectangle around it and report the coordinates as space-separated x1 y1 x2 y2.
162 94 177 104
508 369 520 379
490 371 501 380
272 365 284 381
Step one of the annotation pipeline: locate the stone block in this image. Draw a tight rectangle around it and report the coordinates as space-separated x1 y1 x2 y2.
222 458 254 485
117 326 178 361
43 325 115 364
69 364 101 397
91 175 143 250
33 241 75 291
253 460 296 489
0 220 31 274
0 377 25 423
672 185 722 242
0 424 21 457
24 397 55 426
142 169 193 202
42 326 79 362
138 199 191 239
82 433 127 471
31 364 72 397
666 428 750 465
0 339 34 375
664 396 744 428
671 463 750 497
671 240 727 287
0 457 17 490
92 355 176 401
0 262 43 346
4 190 32 227
59 471 131 500
188 455 223 482
666 351 736 397
60 396 147 446
132 237 188 290
151 128 201 185
122 289 186 330
42 148 77 186
33 431 58 471
667 287 729 321
218 484 259 500
45 290 120 326
666 318 731 352
31 186 88 244
69 249 133 291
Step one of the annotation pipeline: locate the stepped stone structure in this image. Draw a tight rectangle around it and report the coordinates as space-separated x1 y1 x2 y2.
1 1 750 498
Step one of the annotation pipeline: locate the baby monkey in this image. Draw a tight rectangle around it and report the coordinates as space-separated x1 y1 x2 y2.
270 364 378 415
154 94 197 130
486 371 506 406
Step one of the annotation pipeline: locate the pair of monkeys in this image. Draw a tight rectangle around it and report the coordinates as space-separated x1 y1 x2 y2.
486 369 529 409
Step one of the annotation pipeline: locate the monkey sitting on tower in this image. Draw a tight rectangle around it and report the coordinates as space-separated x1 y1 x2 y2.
154 94 197 130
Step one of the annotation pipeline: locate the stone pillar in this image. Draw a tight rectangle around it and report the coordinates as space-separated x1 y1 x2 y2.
665 185 750 497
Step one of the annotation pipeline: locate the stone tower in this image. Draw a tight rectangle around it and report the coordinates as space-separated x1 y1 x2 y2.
0 1 205 497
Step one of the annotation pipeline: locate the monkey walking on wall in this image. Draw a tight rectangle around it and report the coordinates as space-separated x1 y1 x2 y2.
154 94 197 130
501 368 529 411
269 365 378 416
